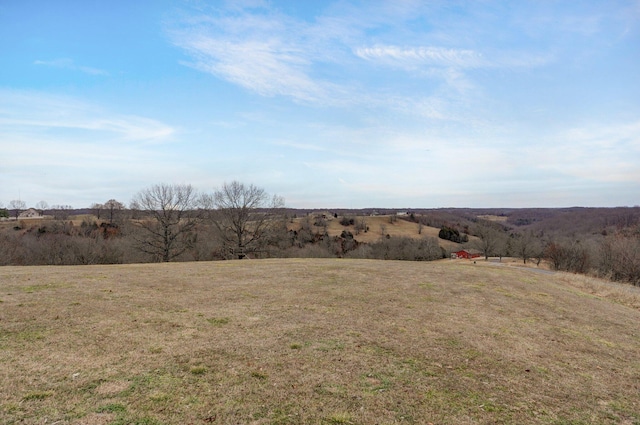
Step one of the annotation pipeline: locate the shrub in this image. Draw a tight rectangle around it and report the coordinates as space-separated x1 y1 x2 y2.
340 230 353 239
544 240 592 274
369 237 442 261
190 366 207 375
339 216 354 226
597 234 640 285
438 226 468 243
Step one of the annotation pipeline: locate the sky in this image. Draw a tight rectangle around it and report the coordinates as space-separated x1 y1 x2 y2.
1 0 639 209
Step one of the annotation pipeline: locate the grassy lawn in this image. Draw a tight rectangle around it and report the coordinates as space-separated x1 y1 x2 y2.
1 259 639 424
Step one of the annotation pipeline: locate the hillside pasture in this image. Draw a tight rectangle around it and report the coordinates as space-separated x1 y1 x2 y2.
1 259 639 424
290 214 465 250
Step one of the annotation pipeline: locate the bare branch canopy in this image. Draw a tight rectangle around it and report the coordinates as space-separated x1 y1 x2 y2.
205 181 284 259
130 183 201 262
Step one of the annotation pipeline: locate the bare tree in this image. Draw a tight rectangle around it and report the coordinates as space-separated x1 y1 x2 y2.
104 199 125 224
354 217 367 235
35 201 49 214
380 223 387 237
472 222 505 260
91 203 103 220
50 205 73 220
511 230 542 264
544 238 591 273
206 181 284 259
130 183 200 262
9 200 26 219
599 234 640 285
295 216 316 246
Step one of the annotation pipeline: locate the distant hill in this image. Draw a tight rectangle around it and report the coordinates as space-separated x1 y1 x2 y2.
284 206 640 236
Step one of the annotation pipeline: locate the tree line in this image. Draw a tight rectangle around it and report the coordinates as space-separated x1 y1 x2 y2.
460 219 640 286
0 181 445 266
2 185 639 286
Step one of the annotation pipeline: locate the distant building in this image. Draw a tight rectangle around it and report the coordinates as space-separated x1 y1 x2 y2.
18 208 41 218
453 249 482 259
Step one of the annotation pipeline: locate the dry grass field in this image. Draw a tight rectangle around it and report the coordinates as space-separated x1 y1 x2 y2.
1 259 639 425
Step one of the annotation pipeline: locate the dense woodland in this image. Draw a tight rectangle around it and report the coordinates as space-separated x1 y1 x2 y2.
1 183 639 286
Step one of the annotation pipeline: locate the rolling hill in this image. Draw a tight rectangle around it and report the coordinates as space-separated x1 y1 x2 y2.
288 214 468 251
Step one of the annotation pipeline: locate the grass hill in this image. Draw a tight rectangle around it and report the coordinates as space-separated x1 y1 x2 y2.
289 214 467 251
1 259 639 424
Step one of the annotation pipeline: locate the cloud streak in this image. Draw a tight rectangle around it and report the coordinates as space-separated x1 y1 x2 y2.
34 58 109 76
355 46 485 69
171 5 445 106
178 36 329 103
0 90 174 142
355 44 550 73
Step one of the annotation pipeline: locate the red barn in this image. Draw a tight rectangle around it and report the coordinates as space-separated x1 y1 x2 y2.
453 249 482 259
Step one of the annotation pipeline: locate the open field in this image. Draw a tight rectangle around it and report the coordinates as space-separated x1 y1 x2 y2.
1 259 639 424
0 216 88 229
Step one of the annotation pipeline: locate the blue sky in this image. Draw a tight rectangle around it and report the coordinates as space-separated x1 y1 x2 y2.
1 0 639 209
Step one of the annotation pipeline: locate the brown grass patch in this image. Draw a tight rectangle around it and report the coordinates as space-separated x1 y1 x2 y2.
477 214 508 223
94 381 130 396
558 272 640 311
1 259 639 424
71 412 116 425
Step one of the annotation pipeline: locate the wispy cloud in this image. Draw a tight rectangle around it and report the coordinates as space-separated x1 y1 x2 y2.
34 58 109 76
168 2 549 119
0 89 174 142
168 2 341 104
177 36 329 103
162 1 639 208
355 45 485 69
355 44 550 72
0 90 181 206
169 4 450 107
272 140 328 152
